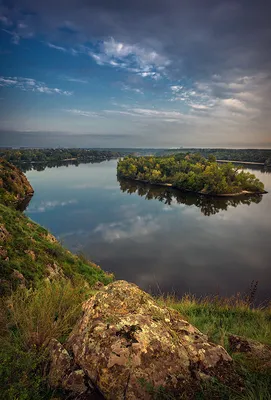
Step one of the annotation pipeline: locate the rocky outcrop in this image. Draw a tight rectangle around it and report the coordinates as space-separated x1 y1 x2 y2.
0 158 34 209
49 281 240 399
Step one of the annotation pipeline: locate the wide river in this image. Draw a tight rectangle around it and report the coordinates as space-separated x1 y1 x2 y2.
25 160 271 302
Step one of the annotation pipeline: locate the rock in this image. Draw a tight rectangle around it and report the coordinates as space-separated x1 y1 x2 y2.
229 334 271 368
24 249 36 261
0 224 10 242
46 262 64 279
48 339 73 388
0 246 7 258
65 280 239 400
48 339 105 399
11 269 26 285
92 281 105 290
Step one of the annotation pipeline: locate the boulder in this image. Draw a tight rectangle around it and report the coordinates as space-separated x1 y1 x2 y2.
63 280 238 399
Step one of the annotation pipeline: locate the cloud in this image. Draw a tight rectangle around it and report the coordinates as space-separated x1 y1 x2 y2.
94 215 159 243
28 199 77 213
46 42 67 52
0 76 72 95
89 37 170 80
44 42 78 55
65 109 100 117
121 84 143 94
65 77 88 83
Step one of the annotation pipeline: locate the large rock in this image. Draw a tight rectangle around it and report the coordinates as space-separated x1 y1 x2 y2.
63 280 238 399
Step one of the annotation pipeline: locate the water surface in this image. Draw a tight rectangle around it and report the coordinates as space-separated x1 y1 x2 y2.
25 160 271 302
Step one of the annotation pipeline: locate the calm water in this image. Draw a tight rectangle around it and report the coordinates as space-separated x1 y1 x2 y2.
25 160 271 302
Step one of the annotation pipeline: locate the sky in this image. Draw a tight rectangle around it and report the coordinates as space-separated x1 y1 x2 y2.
0 0 271 148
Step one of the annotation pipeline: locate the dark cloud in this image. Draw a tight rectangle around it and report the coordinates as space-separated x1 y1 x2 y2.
2 0 271 78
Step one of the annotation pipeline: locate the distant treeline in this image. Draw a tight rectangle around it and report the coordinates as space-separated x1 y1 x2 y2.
0 148 123 164
159 148 271 166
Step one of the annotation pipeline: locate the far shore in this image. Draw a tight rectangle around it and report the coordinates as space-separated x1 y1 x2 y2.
129 178 267 197
217 159 265 166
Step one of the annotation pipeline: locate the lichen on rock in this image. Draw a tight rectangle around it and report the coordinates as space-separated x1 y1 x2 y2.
52 280 240 399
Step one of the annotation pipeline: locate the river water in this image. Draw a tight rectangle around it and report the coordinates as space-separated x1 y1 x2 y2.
25 160 271 302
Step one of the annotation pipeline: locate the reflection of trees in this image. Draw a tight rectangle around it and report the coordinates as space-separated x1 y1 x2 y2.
118 178 263 216
16 159 106 173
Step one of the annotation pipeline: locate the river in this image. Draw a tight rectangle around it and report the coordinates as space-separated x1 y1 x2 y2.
25 160 271 302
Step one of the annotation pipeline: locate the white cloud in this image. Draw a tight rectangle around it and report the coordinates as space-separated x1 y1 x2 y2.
94 215 159 243
65 109 100 117
0 76 72 95
170 85 183 93
46 42 67 52
65 77 88 84
221 98 247 111
28 200 77 213
44 42 78 55
121 84 143 94
89 37 170 80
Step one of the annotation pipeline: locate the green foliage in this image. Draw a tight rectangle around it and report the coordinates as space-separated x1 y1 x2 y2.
117 154 265 195
158 148 271 165
0 338 52 400
0 148 122 166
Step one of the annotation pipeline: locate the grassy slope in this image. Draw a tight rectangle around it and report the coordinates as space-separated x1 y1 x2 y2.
0 202 113 294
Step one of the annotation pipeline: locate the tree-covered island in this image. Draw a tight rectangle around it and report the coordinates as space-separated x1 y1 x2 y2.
117 153 266 196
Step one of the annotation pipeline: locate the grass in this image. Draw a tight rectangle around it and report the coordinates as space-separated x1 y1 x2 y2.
0 279 95 400
158 293 271 347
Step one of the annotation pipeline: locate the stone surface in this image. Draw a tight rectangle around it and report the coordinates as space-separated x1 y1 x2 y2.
65 280 237 400
229 334 271 368
48 339 105 399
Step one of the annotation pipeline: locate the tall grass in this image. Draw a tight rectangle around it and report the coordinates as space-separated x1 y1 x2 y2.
7 278 89 348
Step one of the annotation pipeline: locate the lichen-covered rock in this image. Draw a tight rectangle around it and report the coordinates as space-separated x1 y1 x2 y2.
66 280 238 399
48 339 105 399
229 334 271 368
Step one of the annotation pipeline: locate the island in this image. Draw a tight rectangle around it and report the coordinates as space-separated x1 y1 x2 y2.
117 153 266 196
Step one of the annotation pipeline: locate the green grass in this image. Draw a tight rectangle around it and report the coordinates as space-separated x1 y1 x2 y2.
158 294 271 347
0 202 113 294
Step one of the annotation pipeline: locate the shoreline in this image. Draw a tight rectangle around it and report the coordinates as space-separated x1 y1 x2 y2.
217 159 265 166
127 177 267 197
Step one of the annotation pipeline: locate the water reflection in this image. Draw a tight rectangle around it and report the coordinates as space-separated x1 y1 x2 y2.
118 178 263 216
16 159 108 173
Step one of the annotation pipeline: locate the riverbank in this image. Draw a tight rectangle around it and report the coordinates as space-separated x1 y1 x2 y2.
217 159 265 166
130 177 268 197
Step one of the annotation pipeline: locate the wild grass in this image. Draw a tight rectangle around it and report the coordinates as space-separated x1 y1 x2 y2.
0 278 93 400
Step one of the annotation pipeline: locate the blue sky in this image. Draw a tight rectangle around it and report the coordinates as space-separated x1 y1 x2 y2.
0 0 271 148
